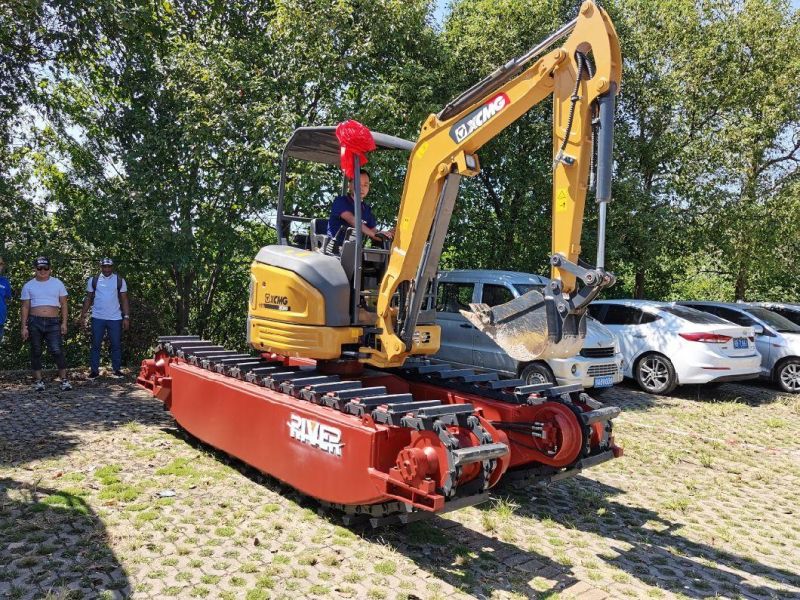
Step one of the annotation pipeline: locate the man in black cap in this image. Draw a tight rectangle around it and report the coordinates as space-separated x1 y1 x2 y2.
20 256 71 391
79 257 129 378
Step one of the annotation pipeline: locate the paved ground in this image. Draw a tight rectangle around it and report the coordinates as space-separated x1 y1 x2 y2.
1 372 799 600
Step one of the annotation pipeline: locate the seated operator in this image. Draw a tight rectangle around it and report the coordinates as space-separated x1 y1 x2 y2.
327 170 394 244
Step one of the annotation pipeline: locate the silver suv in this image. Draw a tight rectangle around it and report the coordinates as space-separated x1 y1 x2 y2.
680 301 800 393
435 270 624 389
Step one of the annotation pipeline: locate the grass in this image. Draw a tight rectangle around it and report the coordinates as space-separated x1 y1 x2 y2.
37 492 91 515
374 560 396 575
155 457 202 478
2 380 799 600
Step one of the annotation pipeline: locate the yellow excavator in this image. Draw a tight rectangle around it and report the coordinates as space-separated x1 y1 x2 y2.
248 0 621 368
140 1 623 523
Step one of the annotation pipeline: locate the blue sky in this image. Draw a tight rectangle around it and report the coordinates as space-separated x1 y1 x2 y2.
434 0 800 25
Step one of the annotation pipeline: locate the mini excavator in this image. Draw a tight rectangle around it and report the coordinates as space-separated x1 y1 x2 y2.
139 1 623 525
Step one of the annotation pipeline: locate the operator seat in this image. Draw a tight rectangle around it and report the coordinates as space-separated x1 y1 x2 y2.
309 218 330 253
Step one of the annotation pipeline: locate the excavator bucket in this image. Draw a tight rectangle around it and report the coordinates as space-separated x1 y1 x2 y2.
460 289 586 361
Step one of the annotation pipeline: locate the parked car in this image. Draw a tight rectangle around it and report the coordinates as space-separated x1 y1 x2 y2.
588 300 760 395
750 302 800 326
434 270 623 389
679 301 800 393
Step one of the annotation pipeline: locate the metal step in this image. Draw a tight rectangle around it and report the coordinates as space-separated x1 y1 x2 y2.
201 354 252 369
435 369 476 379
345 394 415 416
169 341 216 349
542 384 583 397
414 363 455 375
321 386 388 411
457 372 499 383
187 350 241 363
416 404 476 418
580 406 620 425
402 403 477 430
262 369 314 389
329 386 388 401
158 335 202 342
485 378 525 390
280 375 340 397
174 344 224 356
514 382 554 395
226 360 273 377
299 381 362 403
371 400 443 425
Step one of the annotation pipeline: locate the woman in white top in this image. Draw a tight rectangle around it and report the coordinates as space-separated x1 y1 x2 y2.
20 256 71 391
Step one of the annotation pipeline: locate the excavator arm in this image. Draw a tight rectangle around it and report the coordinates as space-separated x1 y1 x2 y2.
363 0 622 368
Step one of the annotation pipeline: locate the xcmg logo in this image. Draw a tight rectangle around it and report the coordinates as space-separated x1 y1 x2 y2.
288 414 343 457
261 287 290 311
450 93 510 143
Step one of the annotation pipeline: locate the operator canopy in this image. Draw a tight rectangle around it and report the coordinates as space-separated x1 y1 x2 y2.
283 126 414 165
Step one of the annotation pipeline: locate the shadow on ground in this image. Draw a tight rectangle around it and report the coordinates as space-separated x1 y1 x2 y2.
493 477 800 599
0 477 130 598
164 425 576 598
0 375 171 466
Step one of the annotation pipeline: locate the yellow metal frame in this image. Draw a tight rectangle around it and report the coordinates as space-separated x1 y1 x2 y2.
365 1 622 367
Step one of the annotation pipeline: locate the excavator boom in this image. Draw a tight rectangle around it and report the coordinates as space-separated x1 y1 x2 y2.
366 0 622 367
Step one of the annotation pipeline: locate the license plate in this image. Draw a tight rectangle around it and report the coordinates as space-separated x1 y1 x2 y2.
733 337 748 349
594 375 614 388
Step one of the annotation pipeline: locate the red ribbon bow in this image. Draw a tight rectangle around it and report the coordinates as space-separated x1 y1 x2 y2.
336 120 376 180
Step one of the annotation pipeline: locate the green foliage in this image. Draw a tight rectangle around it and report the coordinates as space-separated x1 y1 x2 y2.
1 0 799 374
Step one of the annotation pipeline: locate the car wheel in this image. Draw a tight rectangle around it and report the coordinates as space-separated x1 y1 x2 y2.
635 353 677 395
776 359 800 394
520 362 556 386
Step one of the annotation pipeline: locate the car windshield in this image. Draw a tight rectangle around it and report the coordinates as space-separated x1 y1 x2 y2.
744 307 800 333
514 284 544 296
660 305 730 325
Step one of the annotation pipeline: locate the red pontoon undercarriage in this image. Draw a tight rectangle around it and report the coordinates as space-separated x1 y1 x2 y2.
138 336 621 526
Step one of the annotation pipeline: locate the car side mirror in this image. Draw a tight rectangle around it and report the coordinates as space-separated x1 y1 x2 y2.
752 324 764 335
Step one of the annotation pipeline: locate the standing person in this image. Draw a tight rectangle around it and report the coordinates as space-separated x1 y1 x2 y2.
0 256 11 343
78 257 129 378
20 256 71 391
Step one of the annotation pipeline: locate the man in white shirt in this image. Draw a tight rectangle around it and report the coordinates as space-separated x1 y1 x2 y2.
79 257 130 378
20 256 71 391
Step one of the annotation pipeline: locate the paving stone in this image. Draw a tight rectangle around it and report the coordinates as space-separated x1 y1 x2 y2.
1 375 800 599
576 588 609 600
562 580 593 596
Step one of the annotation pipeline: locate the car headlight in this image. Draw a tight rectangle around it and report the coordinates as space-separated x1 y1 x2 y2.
571 364 578 375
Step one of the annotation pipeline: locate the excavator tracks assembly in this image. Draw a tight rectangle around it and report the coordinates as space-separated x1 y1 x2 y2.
138 336 621 526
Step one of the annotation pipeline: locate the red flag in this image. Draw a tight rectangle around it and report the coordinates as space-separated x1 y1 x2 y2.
336 120 376 180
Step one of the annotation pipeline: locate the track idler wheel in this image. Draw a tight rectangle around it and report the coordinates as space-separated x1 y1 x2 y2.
502 401 585 468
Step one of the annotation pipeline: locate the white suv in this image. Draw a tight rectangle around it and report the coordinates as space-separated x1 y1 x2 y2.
589 300 761 394
435 270 624 389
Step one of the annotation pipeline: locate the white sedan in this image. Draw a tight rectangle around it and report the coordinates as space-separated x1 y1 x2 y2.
588 300 761 394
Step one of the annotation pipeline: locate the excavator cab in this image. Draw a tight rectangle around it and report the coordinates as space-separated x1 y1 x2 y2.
247 126 442 361
273 126 422 322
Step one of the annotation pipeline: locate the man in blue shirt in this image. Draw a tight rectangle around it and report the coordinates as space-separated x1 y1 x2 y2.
327 171 394 244
0 256 11 343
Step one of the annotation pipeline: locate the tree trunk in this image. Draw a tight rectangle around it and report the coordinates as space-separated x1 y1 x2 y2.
734 265 747 301
634 270 645 299
174 269 194 334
